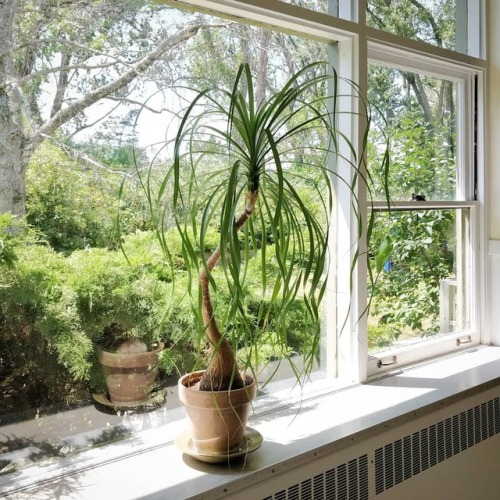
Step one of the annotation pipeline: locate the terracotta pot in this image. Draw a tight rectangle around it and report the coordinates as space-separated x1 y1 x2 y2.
98 342 164 403
178 370 256 454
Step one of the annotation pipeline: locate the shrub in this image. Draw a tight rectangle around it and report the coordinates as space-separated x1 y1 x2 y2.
0 226 193 412
25 143 154 252
0 214 24 267
0 221 324 413
0 224 90 416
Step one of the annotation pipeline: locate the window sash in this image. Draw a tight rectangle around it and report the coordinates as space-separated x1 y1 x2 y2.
360 46 482 377
365 203 480 377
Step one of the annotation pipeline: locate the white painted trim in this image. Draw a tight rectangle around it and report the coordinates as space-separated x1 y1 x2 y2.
368 42 485 79
488 240 500 255
160 0 357 41
161 0 486 67
467 0 484 58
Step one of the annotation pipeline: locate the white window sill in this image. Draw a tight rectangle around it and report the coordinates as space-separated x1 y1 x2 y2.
4 345 500 499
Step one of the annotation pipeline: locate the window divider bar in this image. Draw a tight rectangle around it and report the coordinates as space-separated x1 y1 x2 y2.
369 201 478 212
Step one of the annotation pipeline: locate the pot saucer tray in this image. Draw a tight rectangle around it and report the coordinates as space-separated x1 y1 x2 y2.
92 387 167 414
176 426 263 463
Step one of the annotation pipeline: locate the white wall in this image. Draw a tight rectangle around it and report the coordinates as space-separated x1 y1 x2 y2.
487 2 500 346
488 2 500 238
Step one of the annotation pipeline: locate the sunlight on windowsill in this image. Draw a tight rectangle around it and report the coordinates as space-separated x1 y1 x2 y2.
3 345 500 499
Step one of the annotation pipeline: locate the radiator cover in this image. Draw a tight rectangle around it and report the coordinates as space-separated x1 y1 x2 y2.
236 386 500 500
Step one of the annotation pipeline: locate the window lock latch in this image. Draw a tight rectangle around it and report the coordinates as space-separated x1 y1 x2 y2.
377 355 398 368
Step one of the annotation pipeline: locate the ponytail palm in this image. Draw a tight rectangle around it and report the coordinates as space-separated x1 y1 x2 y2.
159 62 367 392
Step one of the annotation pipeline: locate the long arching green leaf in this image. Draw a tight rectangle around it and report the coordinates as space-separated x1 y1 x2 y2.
136 60 391 391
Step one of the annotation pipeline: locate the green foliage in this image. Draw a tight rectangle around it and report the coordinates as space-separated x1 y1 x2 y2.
0 230 89 416
26 143 121 251
367 0 456 50
368 64 456 202
1 210 229 414
0 228 195 412
369 209 455 335
369 116 456 201
67 234 171 350
26 143 157 252
70 135 148 171
368 324 401 351
0 214 24 267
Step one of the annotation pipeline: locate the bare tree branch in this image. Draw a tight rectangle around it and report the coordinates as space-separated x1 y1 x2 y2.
20 59 131 84
104 95 166 113
34 24 200 144
2 37 125 60
68 100 123 139
407 0 443 46
366 5 386 30
41 134 137 178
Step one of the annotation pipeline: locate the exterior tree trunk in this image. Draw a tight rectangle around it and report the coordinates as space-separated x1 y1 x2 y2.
0 0 29 217
0 130 29 217
0 59 32 216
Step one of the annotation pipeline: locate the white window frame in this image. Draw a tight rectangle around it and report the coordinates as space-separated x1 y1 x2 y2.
362 44 486 378
0 3 491 495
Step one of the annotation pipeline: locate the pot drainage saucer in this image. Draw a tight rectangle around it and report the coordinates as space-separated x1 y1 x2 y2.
92 388 167 414
176 426 263 463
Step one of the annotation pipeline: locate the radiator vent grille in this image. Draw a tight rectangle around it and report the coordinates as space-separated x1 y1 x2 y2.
374 395 500 495
262 454 369 500
261 395 500 500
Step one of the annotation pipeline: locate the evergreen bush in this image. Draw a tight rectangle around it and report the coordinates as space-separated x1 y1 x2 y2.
0 218 89 416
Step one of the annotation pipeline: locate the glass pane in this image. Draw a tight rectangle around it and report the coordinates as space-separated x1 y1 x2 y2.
367 0 458 51
0 3 329 482
368 64 458 201
281 0 327 9
279 0 350 18
368 208 470 354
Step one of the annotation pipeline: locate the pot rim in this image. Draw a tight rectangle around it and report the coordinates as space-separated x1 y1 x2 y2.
98 341 164 368
179 370 255 390
178 370 257 408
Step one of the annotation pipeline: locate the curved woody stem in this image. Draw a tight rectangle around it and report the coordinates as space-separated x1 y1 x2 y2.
198 191 259 391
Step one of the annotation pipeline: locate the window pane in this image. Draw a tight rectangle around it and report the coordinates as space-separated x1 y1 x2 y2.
367 0 458 51
368 208 470 354
0 3 330 481
280 0 327 9
279 0 350 18
368 64 458 202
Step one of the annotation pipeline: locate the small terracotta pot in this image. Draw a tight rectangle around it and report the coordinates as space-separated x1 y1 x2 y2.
98 342 164 403
178 370 256 454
